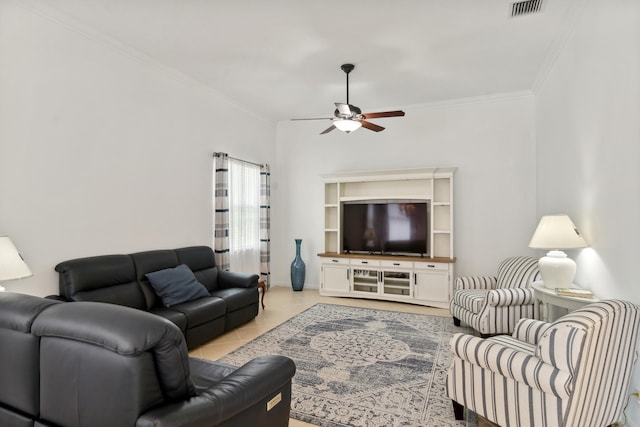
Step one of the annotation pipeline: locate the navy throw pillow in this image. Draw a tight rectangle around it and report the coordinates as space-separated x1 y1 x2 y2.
146 264 210 307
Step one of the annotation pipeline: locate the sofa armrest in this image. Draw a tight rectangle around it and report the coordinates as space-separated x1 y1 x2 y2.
137 355 296 427
450 333 573 399
485 288 534 307
45 295 69 302
454 276 497 291
512 318 552 345
218 270 259 289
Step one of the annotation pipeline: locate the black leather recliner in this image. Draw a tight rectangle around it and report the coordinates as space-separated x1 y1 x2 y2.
54 246 259 348
0 292 295 427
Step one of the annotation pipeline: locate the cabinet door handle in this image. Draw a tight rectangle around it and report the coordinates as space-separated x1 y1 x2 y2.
393 262 400 266
361 261 368 264
332 259 339 263
427 264 436 268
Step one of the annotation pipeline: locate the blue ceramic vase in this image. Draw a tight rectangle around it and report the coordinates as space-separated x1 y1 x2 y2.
290 239 306 291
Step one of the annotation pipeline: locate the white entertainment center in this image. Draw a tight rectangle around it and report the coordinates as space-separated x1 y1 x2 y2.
318 168 455 309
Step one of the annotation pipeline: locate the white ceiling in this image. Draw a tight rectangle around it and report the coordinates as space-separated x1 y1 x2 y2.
26 0 581 121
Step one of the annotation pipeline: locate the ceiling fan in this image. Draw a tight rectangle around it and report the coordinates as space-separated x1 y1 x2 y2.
292 64 405 134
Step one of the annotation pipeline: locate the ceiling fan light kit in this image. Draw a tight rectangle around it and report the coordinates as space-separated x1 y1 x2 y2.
333 119 362 133
291 63 405 135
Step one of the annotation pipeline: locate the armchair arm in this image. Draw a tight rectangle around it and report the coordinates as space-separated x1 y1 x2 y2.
450 333 573 399
513 318 552 345
454 276 497 291
535 325 586 374
485 288 534 307
137 355 296 427
218 270 259 289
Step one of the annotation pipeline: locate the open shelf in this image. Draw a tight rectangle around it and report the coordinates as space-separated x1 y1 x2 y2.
320 168 455 309
321 168 454 259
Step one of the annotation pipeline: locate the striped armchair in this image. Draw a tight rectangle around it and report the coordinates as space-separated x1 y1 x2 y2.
447 300 640 427
450 256 540 336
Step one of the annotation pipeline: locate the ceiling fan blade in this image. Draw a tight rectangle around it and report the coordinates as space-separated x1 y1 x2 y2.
362 110 405 119
320 125 336 135
291 117 332 121
360 120 385 132
335 103 351 115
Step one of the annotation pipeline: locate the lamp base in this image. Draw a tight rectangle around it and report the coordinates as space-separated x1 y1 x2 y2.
538 250 576 289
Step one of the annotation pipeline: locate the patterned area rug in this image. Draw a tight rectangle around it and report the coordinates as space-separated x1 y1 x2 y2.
219 303 476 427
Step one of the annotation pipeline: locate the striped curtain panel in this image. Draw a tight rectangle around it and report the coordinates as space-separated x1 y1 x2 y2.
213 153 231 271
260 164 271 287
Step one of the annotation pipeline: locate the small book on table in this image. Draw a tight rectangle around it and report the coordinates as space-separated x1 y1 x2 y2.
554 288 594 298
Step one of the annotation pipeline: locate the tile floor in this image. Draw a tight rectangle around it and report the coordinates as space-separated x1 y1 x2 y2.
189 286 497 427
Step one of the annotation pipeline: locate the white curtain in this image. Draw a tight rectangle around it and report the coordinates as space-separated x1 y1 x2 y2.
228 158 261 274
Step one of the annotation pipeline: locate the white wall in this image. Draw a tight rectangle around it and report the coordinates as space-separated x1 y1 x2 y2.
535 0 640 422
0 1 275 296
272 94 539 288
535 0 639 302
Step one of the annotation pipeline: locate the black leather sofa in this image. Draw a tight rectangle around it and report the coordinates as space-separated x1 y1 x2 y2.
54 246 259 349
0 292 295 427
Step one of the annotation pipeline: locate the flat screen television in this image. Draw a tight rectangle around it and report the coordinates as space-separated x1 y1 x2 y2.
342 200 429 256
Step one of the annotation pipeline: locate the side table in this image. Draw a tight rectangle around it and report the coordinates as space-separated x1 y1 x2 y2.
257 278 266 309
531 281 598 322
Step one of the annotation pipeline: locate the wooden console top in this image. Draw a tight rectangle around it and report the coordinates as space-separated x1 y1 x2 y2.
317 252 456 263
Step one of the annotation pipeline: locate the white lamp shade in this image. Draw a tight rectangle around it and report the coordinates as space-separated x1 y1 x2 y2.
528 215 588 249
0 236 32 282
333 119 362 133
529 215 587 290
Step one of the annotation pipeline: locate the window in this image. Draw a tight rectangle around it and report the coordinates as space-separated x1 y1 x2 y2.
228 158 261 273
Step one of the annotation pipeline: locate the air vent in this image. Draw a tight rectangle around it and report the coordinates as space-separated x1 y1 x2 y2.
511 0 543 17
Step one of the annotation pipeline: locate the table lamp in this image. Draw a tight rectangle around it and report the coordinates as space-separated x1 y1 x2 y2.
0 235 33 292
528 215 588 290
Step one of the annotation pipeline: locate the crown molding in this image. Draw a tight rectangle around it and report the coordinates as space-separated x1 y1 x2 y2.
531 0 590 94
405 90 534 113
